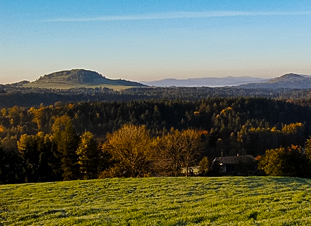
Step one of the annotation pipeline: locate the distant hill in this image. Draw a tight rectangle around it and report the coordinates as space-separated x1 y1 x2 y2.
239 73 311 89
23 69 145 90
8 80 30 86
141 76 266 87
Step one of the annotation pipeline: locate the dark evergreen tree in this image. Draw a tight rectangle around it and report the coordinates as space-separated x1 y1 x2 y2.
0 145 22 184
53 117 80 181
76 131 99 179
18 134 40 182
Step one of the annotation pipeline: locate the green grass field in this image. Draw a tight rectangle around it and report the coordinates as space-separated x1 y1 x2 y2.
24 82 138 91
1 177 311 225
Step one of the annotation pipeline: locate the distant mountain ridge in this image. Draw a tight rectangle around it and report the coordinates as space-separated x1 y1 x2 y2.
5 70 311 90
142 73 311 89
141 76 267 87
239 73 311 89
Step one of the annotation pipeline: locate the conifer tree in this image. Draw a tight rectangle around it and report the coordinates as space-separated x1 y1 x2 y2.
18 134 40 182
76 131 99 179
53 116 80 180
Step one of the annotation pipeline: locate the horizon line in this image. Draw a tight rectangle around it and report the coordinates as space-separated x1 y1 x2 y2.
43 10 311 22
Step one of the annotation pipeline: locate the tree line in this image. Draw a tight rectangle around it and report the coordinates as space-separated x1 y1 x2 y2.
3 86 311 108
1 97 311 183
0 120 206 183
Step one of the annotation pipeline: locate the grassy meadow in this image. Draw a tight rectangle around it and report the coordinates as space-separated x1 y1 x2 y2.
24 82 138 91
1 177 311 225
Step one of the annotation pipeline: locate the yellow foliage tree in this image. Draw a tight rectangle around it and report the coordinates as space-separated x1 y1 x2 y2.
258 145 310 177
102 124 152 177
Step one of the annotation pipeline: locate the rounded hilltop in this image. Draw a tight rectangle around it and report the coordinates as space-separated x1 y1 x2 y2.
239 73 311 89
266 73 311 88
25 69 145 90
269 73 304 82
35 69 106 84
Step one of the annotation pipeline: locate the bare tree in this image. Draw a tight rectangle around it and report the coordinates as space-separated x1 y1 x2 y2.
181 129 203 177
157 128 203 176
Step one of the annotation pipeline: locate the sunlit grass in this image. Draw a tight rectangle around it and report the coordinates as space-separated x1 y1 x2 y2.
1 177 311 225
24 83 138 91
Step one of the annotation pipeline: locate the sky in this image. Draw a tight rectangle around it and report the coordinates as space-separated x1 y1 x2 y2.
1 0 311 83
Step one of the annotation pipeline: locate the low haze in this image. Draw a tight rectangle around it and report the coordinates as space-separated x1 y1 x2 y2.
1 0 311 83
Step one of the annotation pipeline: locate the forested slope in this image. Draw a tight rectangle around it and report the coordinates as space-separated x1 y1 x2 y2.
1 98 311 183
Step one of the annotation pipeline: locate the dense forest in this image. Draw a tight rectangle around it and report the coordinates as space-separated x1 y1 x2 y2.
1 97 311 184
2 86 311 108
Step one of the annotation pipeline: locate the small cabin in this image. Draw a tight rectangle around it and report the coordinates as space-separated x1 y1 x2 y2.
212 155 257 175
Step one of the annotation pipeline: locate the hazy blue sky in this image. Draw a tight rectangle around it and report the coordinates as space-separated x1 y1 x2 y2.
1 0 311 83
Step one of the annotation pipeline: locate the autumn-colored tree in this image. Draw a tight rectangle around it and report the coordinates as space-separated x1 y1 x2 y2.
29 106 53 133
181 129 203 176
52 115 72 134
101 124 152 177
157 129 184 176
198 156 209 175
304 137 311 161
258 145 310 177
76 131 99 179
8 106 22 126
157 128 203 176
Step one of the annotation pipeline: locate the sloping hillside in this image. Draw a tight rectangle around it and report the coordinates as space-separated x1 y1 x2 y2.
1 177 311 225
25 69 145 89
240 73 311 89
